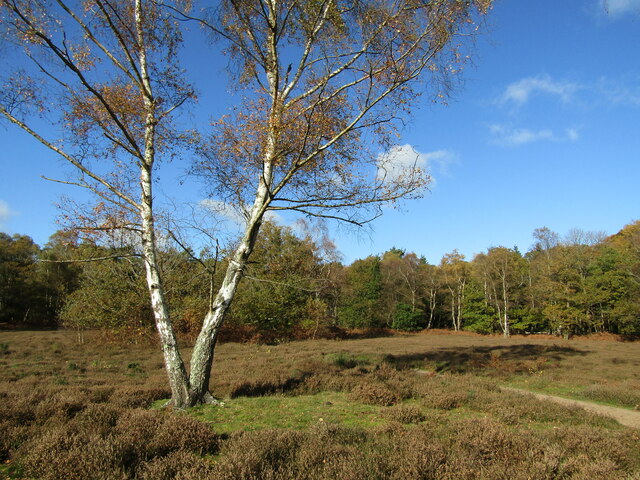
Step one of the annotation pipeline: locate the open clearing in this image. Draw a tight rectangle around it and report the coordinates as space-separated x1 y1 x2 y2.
500 386 640 429
1 329 639 479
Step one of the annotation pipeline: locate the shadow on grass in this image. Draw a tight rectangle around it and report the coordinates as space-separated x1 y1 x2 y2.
229 373 313 398
384 344 589 374
228 344 589 398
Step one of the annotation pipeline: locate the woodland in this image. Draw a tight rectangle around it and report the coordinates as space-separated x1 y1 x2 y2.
1 2 640 476
2 219 639 339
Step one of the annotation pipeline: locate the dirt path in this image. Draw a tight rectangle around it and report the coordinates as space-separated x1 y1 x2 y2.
501 387 640 429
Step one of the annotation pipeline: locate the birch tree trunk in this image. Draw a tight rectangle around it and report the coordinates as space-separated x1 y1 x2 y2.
501 272 510 338
448 285 458 331
187 202 267 404
187 11 281 404
135 0 191 405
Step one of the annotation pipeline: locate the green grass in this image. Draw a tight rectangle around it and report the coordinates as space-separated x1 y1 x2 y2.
324 352 383 368
185 392 387 433
506 377 584 396
0 461 23 479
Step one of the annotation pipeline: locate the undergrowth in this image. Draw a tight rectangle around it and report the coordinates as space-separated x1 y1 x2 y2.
0 329 639 479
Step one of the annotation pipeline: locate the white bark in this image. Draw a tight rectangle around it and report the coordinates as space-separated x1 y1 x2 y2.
501 271 510 338
136 0 191 405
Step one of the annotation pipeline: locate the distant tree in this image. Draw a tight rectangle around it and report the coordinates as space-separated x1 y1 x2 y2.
603 221 640 334
59 242 151 334
460 277 495 334
606 220 640 281
229 221 324 334
536 243 600 337
392 302 425 331
380 249 429 327
420 262 442 329
0 231 85 327
440 250 469 331
532 227 560 253
0 233 40 324
473 247 527 337
564 228 607 247
36 231 83 327
339 256 383 328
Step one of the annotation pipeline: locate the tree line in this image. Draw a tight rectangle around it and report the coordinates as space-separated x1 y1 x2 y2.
2 220 638 338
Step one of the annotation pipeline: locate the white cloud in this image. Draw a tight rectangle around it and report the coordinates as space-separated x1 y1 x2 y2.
566 128 580 142
597 77 640 106
200 199 285 228
0 200 15 230
376 145 454 183
499 75 579 106
602 0 640 16
377 145 426 182
488 124 580 147
423 149 457 176
200 199 246 226
264 210 284 225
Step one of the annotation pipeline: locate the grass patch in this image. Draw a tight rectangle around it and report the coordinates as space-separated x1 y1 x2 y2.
188 391 387 433
324 352 380 368
0 462 23 479
506 377 585 397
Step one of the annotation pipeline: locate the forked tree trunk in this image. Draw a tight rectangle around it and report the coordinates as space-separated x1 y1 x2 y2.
181 27 281 407
187 216 263 404
141 193 267 408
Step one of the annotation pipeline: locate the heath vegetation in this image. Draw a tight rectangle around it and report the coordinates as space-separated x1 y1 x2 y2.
1 329 639 479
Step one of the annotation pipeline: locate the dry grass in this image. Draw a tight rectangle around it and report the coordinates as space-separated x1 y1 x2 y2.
0 329 639 479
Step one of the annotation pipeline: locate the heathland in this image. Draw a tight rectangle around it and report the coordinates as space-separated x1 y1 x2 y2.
1 329 639 479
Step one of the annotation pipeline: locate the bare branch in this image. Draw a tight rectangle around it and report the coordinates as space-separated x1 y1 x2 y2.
0 105 141 210
54 0 143 86
39 254 140 263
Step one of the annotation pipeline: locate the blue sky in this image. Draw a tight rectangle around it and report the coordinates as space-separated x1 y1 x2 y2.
1 0 639 265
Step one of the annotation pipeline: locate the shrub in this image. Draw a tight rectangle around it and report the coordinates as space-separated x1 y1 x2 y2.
422 390 467 410
0 421 31 461
382 404 425 424
18 426 126 480
137 450 216 480
111 387 171 408
348 383 399 406
113 409 218 468
580 384 640 409
74 403 122 435
213 429 305 479
211 422 372 480
391 303 425 331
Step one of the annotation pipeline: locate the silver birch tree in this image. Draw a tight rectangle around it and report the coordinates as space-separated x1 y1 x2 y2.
0 0 197 406
1 0 492 407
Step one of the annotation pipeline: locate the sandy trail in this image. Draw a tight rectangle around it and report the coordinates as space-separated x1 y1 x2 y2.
501 386 640 429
